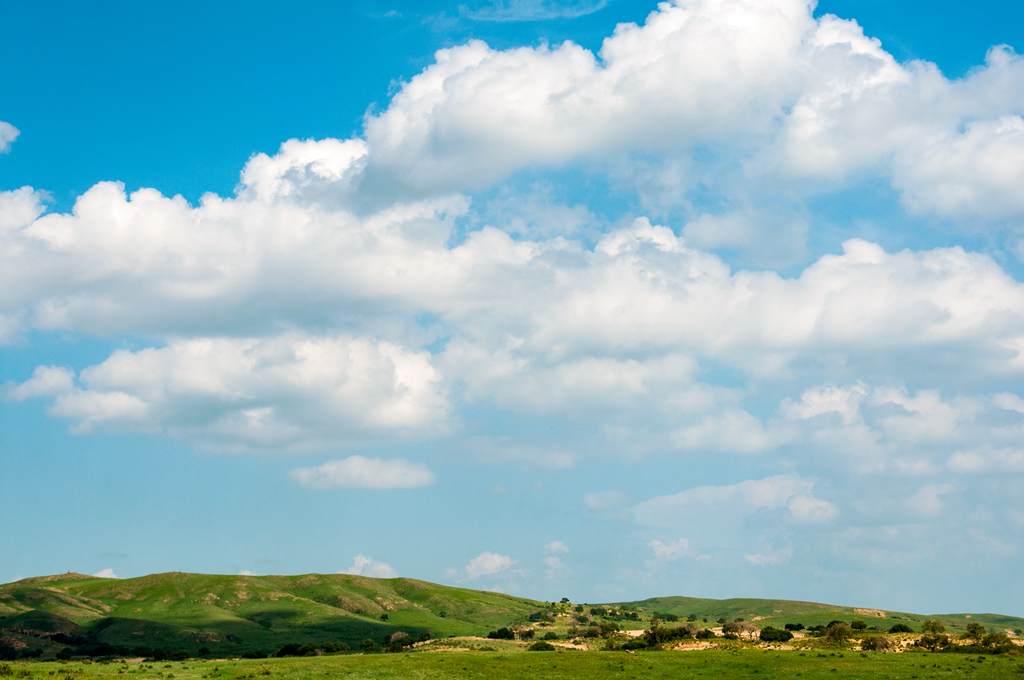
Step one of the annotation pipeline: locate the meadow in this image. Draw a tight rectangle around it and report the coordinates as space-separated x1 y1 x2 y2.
3 647 1024 680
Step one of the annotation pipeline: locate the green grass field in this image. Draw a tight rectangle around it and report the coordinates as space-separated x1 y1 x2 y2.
3 648 1023 680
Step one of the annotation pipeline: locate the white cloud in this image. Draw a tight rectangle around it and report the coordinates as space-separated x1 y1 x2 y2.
786 495 839 525
545 540 569 553
238 570 256 576
543 555 570 579
634 475 833 528
906 484 954 517
744 546 793 567
466 0 610 22
647 538 690 560
360 0 1024 223
8 333 448 450
343 555 398 578
0 121 18 154
464 551 515 579
93 568 121 579
289 456 436 490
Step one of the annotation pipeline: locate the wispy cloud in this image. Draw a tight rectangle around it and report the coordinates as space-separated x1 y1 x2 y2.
464 0 610 22
289 456 436 490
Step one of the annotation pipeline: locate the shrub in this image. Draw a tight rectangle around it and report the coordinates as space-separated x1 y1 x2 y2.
487 628 515 640
542 632 559 640
695 629 716 640
889 624 913 634
170 650 190 662
622 639 648 650
298 643 322 656
921 620 946 634
862 636 893 652
917 634 950 651
519 629 535 640
358 640 381 654
784 623 805 631
851 621 867 630
982 632 1010 648
759 627 794 643
321 642 350 654
716 617 727 624
823 623 852 645
687 614 698 622
527 642 556 652
277 644 302 657
241 651 267 659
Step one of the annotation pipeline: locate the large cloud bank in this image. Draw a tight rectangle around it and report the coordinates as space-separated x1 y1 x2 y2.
2 0 1024 577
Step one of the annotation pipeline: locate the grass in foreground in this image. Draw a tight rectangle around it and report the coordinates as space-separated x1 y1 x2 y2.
3 648 1023 680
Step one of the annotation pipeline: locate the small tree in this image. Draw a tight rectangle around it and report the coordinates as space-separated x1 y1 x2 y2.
921 620 945 634
963 622 986 641
823 622 851 645
850 620 867 630
889 623 913 634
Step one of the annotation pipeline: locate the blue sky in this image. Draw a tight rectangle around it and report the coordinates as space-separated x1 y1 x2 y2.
2 0 1024 616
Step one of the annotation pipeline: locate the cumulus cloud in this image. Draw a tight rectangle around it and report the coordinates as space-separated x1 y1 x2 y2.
93 568 121 579
343 555 398 578
545 540 569 553
7 333 448 449
0 121 18 153
463 551 516 579
289 456 436 489
361 0 1024 222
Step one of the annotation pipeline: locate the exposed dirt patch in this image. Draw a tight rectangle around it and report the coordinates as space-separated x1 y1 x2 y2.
854 608 887 618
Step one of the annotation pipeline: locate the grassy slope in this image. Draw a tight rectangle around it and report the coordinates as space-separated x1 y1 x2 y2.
3 572 1023 656
0 573 545 654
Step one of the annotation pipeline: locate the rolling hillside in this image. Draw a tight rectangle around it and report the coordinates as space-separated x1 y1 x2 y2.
0 572 544 656
2 572 1022 659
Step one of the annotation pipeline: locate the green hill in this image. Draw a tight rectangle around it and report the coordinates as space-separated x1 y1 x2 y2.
610 595 1024 637
0 572 545 657
2 571 1022 660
